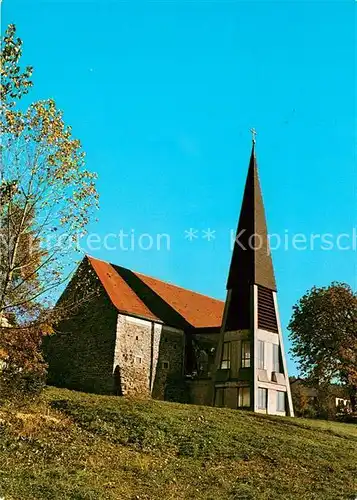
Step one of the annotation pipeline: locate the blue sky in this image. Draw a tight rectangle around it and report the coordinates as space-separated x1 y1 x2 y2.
3 0 356 374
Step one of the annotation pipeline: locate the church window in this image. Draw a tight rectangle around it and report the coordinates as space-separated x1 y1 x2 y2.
220 342 231 369
277 391 285 412
241 341 251 368
258 388 267 410
162 361 169 369
273 344 280 373
238 387 250 407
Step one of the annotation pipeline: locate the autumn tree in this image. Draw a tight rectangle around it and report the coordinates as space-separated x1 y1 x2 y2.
0 25 99 396
289 282 357 412
290 382 313 418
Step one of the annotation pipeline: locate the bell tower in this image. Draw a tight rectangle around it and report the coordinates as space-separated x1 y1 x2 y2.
213 135 294 416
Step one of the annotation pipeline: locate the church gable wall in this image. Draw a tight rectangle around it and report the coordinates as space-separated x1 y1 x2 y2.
44 260 118 395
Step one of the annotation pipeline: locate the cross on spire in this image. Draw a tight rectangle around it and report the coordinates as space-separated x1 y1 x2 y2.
250 127 257 144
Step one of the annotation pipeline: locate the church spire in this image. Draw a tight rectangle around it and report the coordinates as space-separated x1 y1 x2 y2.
212 136 294 417
226 135 276 293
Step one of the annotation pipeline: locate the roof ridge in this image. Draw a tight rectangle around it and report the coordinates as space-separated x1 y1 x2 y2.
87 255 224 303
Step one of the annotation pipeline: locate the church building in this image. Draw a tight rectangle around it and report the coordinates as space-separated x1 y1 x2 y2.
44 139 294 416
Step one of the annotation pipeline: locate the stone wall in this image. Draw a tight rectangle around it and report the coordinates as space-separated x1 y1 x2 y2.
152 325 186 401
114 316 186 401
44 259 118 394
113 315 162 397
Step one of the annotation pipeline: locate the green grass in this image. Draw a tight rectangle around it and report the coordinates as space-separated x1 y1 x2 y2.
0 387 356 500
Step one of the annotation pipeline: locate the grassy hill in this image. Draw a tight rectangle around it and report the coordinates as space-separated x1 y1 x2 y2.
0 387 356 500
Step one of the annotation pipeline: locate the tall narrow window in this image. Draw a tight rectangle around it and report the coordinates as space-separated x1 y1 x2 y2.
258 388 267 410
238 387 250 407
241 340 251 368
220 342 230 369
277 391 285 412
273 344 280 373
258 340 265 369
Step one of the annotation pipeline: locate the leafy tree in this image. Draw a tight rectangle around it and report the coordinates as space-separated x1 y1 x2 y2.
0 24 33 107
289 282 357 411
0 25 99 396
290 382 314 418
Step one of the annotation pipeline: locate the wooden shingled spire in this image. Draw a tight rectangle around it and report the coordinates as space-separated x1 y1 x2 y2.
224 137 276 331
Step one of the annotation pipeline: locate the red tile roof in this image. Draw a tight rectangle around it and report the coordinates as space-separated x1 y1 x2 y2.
87 256 224 328
88 256 160 322
136 271 224 329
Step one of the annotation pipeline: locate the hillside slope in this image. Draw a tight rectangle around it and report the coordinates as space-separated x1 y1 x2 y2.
0 387 356 500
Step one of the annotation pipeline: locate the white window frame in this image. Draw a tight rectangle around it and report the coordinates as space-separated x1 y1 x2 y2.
272 344 280 373
258 388 267 410
277 391 285 412
258 340 265 370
